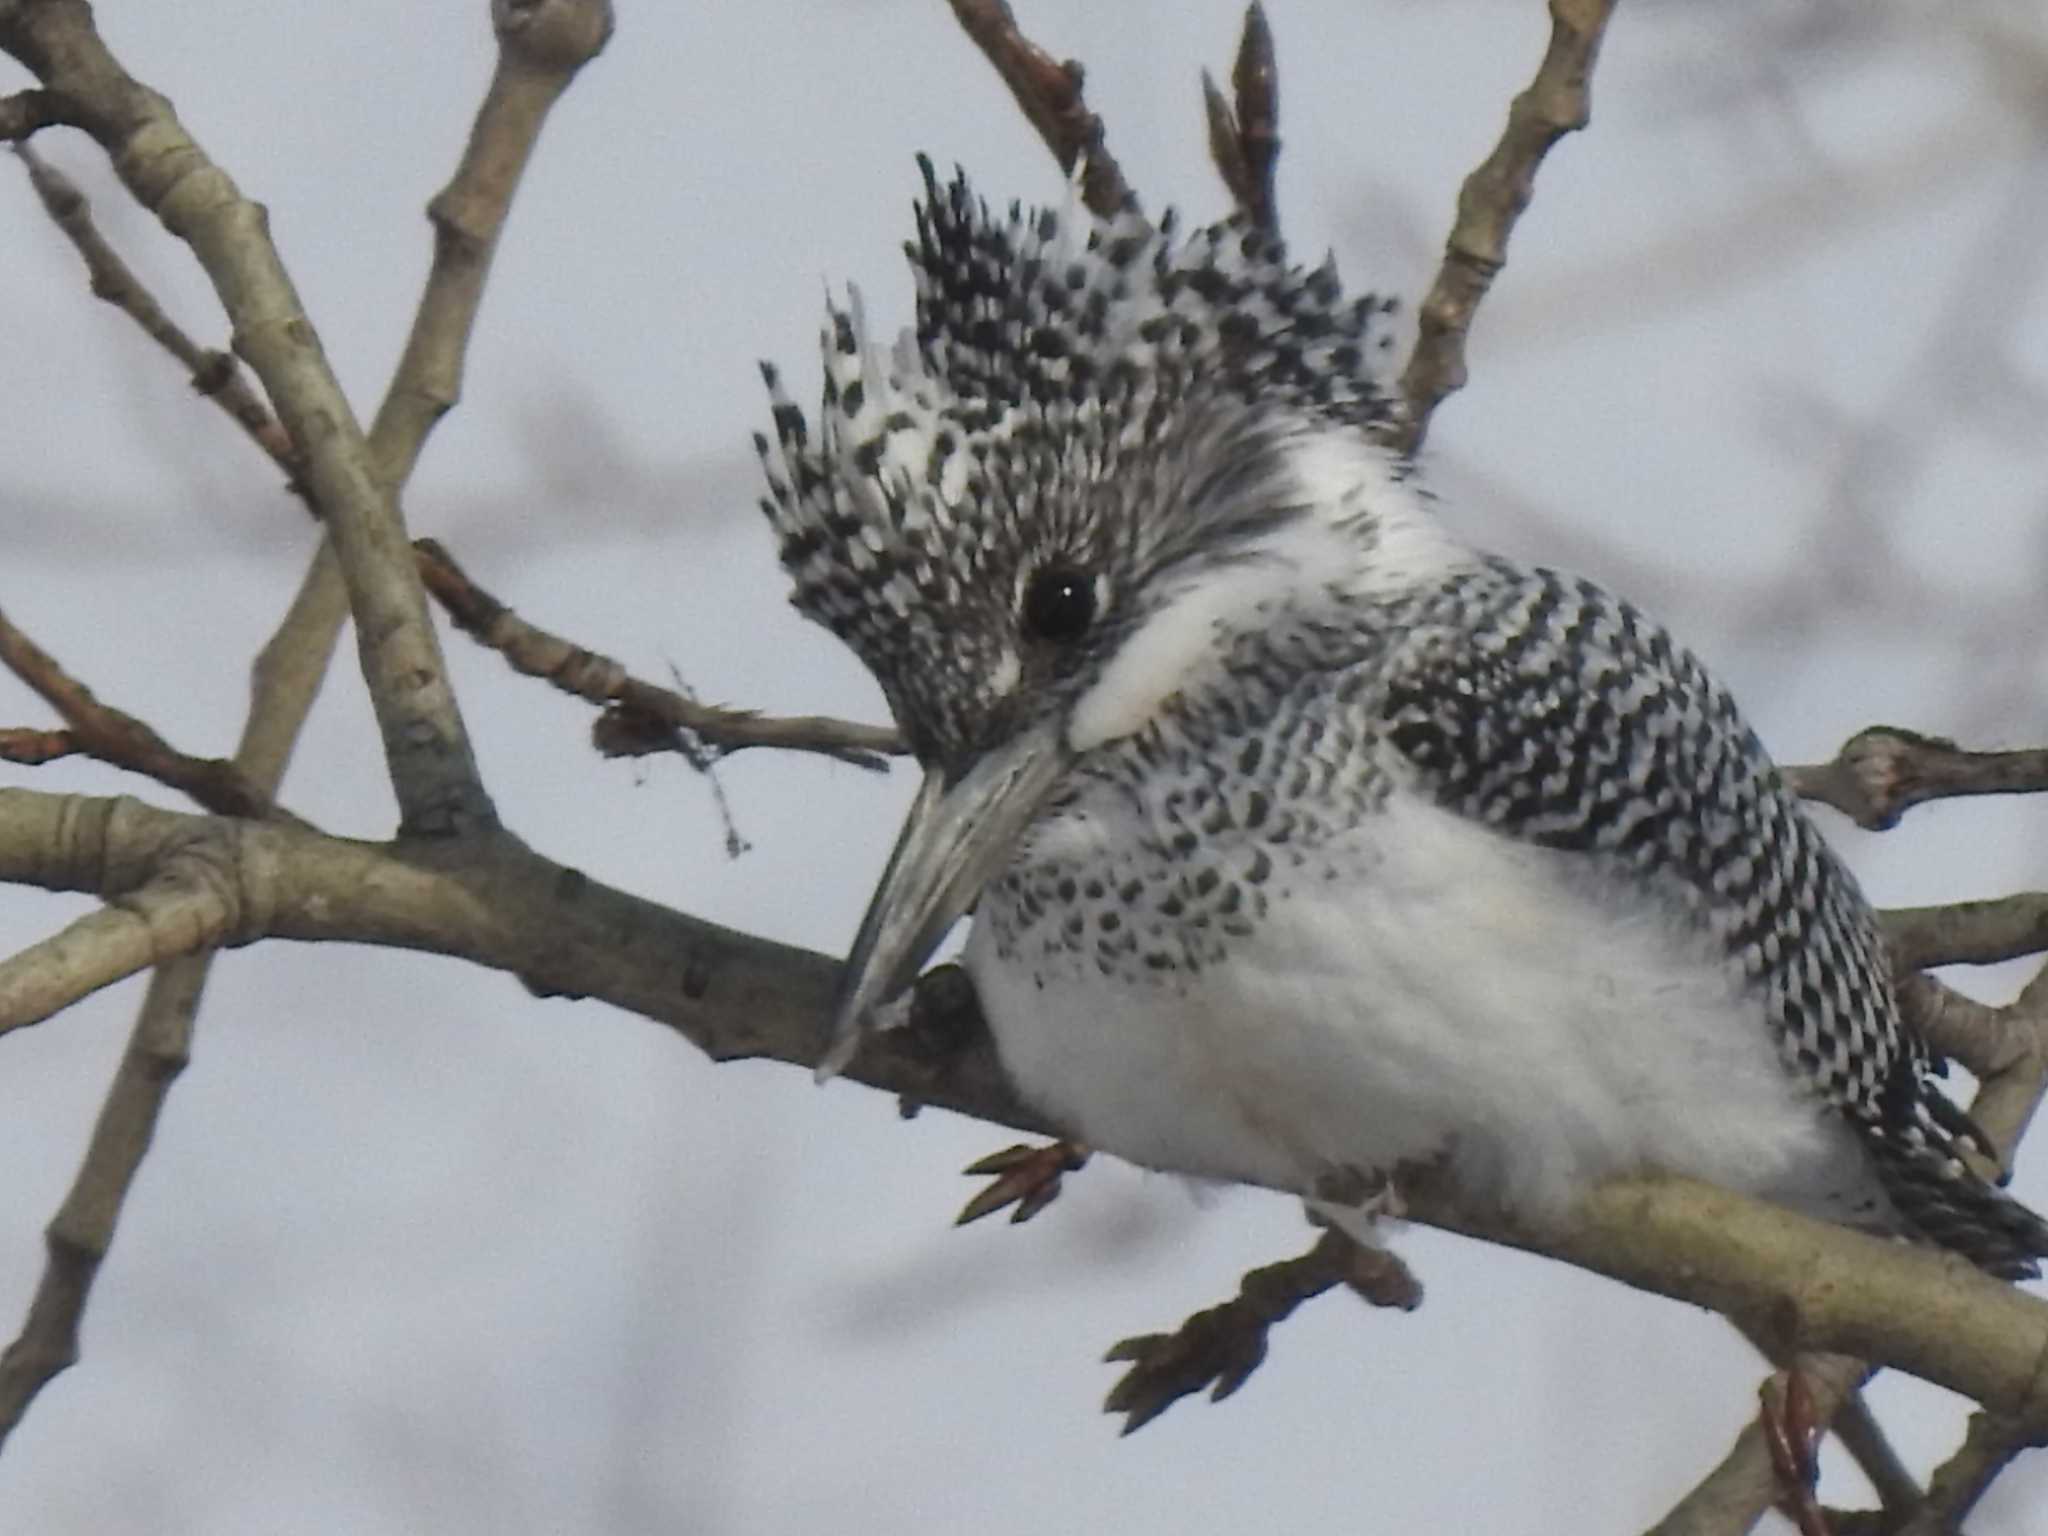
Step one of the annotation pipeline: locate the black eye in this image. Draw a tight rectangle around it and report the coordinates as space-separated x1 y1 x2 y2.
1021 564 1097 644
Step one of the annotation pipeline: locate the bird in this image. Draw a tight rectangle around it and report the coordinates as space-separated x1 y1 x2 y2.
753 156 2048 1280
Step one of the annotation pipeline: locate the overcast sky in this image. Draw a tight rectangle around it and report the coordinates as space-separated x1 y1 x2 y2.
3 2 2046 1532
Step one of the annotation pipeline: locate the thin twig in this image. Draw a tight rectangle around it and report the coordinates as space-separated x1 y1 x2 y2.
370 0 614 485
0 606 283 820
414 537 901 770
1894 1410 2038 1536
0 727 75 765
945 0 1135 219
1395 0 1620 452
13 144 305 496
1784 725 2048 831
0 959 199 1438
0 86 65 140
1830 1392 1922 1515
1202 3 1281 233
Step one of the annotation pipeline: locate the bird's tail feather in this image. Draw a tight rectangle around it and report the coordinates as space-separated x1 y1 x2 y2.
1868 1135 2048 1281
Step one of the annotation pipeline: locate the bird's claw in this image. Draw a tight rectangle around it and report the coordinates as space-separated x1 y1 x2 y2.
955 1139 1090 1225
1102 1298 1270 1434
1099 1228 1421 1435
1760 1367 1829 1536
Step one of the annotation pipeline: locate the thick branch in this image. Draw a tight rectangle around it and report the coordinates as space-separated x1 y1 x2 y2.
2 784 2045 1426
1395 0 1618 452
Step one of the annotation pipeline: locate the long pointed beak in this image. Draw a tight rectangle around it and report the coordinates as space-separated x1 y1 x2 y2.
820 720 1066 1081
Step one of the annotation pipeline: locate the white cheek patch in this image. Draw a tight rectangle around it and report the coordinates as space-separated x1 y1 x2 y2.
1067 570 1242 751
1066 518 1332 752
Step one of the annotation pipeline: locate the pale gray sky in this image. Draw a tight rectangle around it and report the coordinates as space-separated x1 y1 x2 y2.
3 3 2045 1532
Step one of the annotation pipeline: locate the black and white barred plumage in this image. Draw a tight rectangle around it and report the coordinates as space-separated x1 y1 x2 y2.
759 160 2048 1278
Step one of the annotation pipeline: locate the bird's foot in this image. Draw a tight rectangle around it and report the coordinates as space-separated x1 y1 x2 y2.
1103 1297 1270 1434
1100 1229 1423 1434
955 1139 1090 1225
1760 1367 1829 1536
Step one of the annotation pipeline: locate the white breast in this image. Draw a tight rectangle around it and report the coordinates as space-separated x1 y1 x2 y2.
965 787 1888 1231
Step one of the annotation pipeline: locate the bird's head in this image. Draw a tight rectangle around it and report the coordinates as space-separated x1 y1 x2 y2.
757 158 1405 1075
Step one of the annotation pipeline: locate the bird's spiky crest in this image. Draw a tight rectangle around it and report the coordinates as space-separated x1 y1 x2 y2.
755 157 1399 763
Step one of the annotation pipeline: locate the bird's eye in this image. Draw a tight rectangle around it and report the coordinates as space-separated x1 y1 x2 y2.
1021 564 1097 644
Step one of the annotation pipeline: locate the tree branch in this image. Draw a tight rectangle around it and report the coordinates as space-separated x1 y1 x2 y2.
0 0 494 835
1784 726 2048 832
1895 1407 2039 1536
0 605 286 819
1644 1354 1873 1536
414 537 900 770
2 784 2045 1431
0 0 611 1449
0 727 73 764
12 143 305 495
945 0 1135 219
1646 959 2048 1531
0 828 253 1038
369 0 613 486
1395 0 1619 452
0 84 63 139
1882 892 2048 972
0 958 201 1438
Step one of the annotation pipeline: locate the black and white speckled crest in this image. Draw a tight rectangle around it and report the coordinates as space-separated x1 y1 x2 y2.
756 157 1399 769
